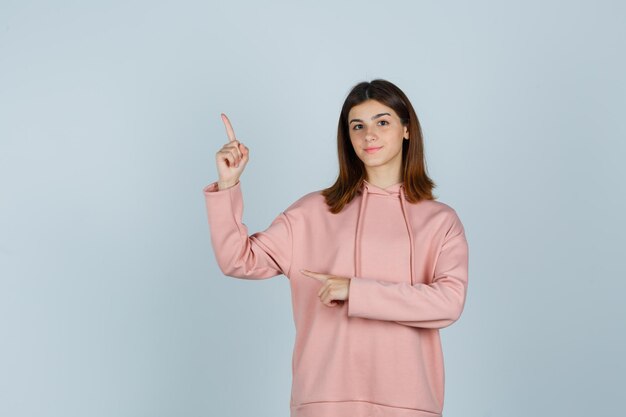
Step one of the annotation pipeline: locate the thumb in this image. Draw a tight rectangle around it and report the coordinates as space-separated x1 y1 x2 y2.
239 143 249 161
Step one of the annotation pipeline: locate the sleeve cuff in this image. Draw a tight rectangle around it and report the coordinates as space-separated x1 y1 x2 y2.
347 277 370 318
203 180 240 194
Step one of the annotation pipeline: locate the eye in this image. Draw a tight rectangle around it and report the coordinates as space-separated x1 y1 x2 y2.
352 124 363 130
379 120 389 126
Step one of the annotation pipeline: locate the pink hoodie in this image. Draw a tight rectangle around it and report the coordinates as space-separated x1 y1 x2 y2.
203 178 469 417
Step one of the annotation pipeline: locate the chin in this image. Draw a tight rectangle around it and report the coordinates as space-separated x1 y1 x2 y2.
363 161 387 168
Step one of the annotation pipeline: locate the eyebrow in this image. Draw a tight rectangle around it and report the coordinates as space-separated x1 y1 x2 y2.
349 112 391 124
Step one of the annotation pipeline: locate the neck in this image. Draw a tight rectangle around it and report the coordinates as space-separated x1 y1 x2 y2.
364 166 402 189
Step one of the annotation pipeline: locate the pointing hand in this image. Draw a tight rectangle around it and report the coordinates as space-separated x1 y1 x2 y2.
300 269 351 307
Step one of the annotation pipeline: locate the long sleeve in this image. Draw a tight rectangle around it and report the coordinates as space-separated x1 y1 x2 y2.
347 212 469 329
203 180 293 279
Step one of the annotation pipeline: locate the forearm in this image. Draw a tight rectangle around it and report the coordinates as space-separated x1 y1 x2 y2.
203 180 292 279
347 276 467 329
347 229 469 330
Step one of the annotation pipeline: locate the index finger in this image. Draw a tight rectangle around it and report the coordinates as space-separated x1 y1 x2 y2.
220 113 237 142
300 270 326 282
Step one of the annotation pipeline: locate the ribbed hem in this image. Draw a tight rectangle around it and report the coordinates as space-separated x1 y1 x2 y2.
291 400 442 417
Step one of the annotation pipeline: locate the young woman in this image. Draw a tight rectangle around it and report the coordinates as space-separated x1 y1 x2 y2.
203 79 469 417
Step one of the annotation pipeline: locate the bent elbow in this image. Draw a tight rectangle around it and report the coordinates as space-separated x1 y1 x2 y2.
214 249 249 278
217 260 249 279
443 297 466 328
433 310 462 329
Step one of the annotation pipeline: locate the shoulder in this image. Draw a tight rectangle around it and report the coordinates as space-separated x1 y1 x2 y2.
413 198 459 218
280 188 329 219
412 198 466 236
284 190 327 213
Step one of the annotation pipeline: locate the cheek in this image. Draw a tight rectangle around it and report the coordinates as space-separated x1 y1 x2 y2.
392 129 405 144
349 134 360 147
351 130 366 142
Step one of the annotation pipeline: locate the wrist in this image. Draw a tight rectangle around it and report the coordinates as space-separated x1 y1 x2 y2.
217 180 238 190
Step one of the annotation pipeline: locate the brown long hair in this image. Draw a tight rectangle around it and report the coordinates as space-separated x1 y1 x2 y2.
321 79 437 213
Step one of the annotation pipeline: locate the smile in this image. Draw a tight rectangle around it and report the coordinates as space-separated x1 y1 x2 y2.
364 146 383 154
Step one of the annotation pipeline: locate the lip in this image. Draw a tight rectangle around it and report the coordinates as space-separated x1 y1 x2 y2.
364 146 383 154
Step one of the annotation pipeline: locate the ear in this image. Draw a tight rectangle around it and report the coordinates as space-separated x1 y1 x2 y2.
403 125 409 140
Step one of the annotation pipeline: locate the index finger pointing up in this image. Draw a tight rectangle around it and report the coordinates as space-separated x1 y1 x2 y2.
220 113 237 142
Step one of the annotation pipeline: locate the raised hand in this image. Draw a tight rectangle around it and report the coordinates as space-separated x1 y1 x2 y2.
215 113 249 190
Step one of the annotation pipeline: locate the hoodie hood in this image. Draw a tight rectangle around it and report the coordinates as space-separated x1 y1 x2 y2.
355 179 416 285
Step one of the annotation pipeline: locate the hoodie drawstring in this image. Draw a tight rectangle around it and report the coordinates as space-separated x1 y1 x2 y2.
354 183 369 280
399 186 415 286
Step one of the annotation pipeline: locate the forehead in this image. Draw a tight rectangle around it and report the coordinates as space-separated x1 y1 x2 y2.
348 99 398 118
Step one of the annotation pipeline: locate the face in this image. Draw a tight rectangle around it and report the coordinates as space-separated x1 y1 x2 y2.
348 99 409 177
